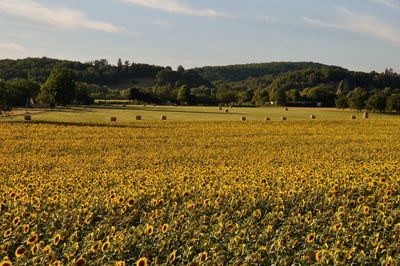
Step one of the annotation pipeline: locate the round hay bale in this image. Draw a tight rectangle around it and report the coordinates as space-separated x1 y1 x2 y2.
265 117 271 121
284 108 289 111
111 117 117 122
122 104 126 107
310 115 316 120
161 115 167 120
281 116 287 121
224 109 229 113
219 107 223 110
241 116 247 121
363 112 369 119
24 115 32 121
136 115 142 120
351 115 356 120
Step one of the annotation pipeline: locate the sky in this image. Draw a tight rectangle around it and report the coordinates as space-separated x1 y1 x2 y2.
0 0 400 72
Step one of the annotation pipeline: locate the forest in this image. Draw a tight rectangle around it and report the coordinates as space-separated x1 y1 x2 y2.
1 57 400 113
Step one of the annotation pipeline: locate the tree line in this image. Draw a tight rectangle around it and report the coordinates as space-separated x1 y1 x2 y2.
1 58 400 113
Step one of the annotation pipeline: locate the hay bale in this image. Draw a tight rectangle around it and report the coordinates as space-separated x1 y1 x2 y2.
136 115 142 120
284 108 289 111
224 109 229 113
241 116 247 121
310 115 316 120
161 115 167 120
363 112 369 119
24 115 32 121
265 117 271 121
122 104 126 107
351 115 356 120
281 116 287 121
219 107 223 111
111 117 117 122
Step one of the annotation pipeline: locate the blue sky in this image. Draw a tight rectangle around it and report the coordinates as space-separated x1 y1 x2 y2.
0 0 399 72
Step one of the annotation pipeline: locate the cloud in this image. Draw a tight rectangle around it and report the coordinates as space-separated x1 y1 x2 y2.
0 0 121 33
371 0 400 11
303 7 400 47
302 17 341 29
121 0 229 17
153 19 173 28
0 42 25 51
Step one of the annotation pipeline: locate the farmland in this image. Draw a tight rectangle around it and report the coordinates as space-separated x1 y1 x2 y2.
1 120 399 265
3 106 400 123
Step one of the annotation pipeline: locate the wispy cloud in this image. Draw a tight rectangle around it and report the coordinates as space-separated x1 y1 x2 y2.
303 7 400 47
371 0 400 11
0 0 121 33
153 19 173 28
0 42 25 51
121 0 230 18
302 17 341 29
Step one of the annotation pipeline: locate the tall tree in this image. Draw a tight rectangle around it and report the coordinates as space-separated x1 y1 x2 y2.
38 69 76 106
387 94 400 113
346 87 368 111
7 78 40 107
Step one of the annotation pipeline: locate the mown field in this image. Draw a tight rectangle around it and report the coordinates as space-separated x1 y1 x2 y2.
4 105 400 123
1 120 400 265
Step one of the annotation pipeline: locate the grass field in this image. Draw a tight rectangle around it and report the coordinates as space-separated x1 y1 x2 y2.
1 120 399 265
3 105 400 123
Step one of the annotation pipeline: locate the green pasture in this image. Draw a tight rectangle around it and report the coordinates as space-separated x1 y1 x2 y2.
3 105 400 123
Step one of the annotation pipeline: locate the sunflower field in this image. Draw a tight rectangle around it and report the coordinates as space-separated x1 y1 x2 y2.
1 120 399 265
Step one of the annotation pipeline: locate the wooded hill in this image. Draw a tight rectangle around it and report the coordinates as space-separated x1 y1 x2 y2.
1 58 400 110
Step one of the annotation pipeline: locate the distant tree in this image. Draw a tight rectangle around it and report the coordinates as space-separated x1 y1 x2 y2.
335 96 348 109
286 89 301 102
336 79 349 96
0 80 12 112
74 82 94 105
117 58 123 71
38 69 76 106
346 87 368 111
365 93 387 112
240 89 254 104
216 85 239 104
269 88 287 105
301 85 335 103
387 94 400 113
129 87 146 103
177 65 185 73
7 78 40 107
177 85 192 104
253 88 269 106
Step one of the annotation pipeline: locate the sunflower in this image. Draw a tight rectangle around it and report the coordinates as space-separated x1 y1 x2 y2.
363 206 369 215
168 250 177 263
15 246 26 258
127 198 135 207
31 244 39 255
91 241 101 253
136 257 148 266
102 241 110 252
199 252 208 263
53 234 62 246
12 217 20 227
22 224 30 234
306 233 316 243
115 261 126 266
145 225 154 236
315 250 324 262
3 228 12 238
162 224 169 234
42 245 52 256
76 257 87 266
26 232 39 245
0 257 12 266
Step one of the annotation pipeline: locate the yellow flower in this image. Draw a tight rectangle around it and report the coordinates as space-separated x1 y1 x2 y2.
15 246 26 258
136 257 148 266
